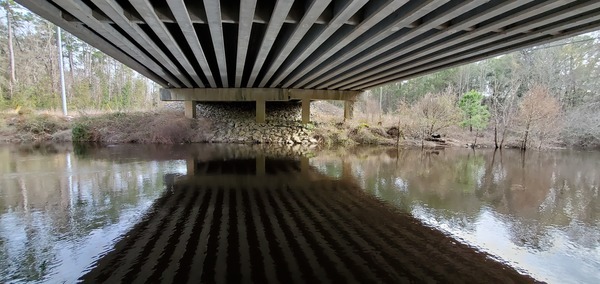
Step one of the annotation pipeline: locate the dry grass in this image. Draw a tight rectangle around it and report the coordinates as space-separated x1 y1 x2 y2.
0 111 71 142
312 118 397 147
72 111 213 144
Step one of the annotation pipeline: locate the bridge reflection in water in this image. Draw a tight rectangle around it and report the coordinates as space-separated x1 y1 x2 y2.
81 156 533 283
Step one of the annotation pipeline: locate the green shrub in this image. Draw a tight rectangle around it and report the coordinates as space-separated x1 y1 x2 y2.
72 122 91 141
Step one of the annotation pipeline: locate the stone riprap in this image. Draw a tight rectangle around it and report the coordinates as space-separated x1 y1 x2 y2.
170 102 321 145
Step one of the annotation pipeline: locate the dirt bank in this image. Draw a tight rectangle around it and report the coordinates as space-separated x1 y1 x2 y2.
0 103 513 149
0 112 71 143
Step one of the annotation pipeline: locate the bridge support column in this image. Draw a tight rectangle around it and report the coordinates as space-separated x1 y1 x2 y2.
302 98 310 124
344 100 354 121
184 101 197 119
256 99 266 123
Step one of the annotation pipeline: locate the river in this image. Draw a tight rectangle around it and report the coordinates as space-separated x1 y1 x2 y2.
0 144 598 283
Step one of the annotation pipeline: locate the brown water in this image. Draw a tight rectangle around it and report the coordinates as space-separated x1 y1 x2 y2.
0 144 597 283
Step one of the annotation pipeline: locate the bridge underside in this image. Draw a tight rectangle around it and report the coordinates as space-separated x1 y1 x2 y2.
17 0 600 90
16 0 600 122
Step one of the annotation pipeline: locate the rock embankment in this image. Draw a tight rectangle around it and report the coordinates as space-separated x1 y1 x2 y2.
192 102 321 145
207 120 319 145
161 101 322 145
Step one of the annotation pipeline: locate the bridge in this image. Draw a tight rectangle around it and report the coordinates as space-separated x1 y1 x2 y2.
16 0 600 122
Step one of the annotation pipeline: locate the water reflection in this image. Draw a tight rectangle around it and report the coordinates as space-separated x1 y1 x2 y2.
81 154 532 283
311 148 600 283
0 144 186 283
1 144 596 283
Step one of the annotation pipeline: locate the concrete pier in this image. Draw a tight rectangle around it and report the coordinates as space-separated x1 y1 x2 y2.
301 98 310 124
162 88 361 123
184 101 197 119
256 100 266 123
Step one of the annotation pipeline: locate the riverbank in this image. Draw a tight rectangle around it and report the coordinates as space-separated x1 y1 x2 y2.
0 102 554 149
0 109 428 147
0 111 71 143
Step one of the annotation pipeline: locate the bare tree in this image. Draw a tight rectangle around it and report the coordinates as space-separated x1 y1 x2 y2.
3 0 16 99
490 78 520 149
516 85 562 150
400 90 462 147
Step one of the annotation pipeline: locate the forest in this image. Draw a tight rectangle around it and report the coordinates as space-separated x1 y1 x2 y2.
1 1 599 149
359 33 600 149
0 0 157 111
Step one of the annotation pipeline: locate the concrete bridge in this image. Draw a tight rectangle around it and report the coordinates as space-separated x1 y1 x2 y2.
17 0 600 122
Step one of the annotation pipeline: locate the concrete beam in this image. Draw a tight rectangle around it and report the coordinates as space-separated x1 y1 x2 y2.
203 0 229 86
53 0 183 88
334 0 576 90
318 0 486 89
235 0 257 87
167 0 217 87
184 101 197 118
258 0 332 87
27 0 600 92
130 0 205 87
288 0 412 88
256 100 266 123
274 0 370 89
355 13 600 90
246 0 295 87
287 0 448 89
302 98 311 124
91 0 191 88
160 88 361 102
347 1 598 89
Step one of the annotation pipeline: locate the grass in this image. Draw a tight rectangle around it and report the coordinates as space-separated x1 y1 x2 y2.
71 111 212 144
0 111 71 142
0 101 493 148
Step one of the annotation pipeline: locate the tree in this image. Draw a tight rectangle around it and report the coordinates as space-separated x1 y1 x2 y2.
516 85 562 150
1 0 16 99
458 90 489 147
562 99 600 148
458 90 490 133
486 56 522 149
400 91 462 147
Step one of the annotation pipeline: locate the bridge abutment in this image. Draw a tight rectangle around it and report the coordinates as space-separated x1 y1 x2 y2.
161 88 361 123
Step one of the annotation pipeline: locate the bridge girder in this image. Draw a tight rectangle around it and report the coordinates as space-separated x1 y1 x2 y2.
15 0 600 92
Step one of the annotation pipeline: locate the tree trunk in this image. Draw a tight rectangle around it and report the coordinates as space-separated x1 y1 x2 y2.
67 36 75 98
6 5 16 99
494 124 499 149
499 128 508 149
469 114 473 132
522 121 530 151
